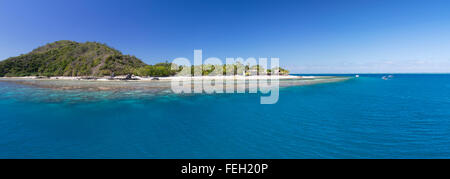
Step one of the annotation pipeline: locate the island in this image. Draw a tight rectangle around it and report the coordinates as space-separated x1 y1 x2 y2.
0 40 350 91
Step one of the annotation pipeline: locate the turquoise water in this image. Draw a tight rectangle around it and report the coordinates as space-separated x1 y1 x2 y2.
1 74 450 158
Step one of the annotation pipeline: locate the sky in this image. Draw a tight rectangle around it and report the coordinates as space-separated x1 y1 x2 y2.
1 0 450 73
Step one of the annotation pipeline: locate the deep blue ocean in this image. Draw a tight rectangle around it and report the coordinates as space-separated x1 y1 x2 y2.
1 74 450 159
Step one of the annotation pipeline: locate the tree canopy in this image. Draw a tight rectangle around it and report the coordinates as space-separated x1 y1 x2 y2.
0 40 290 77
0 41 145 77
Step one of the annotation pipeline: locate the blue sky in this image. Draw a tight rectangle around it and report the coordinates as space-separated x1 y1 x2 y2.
1 0 450 73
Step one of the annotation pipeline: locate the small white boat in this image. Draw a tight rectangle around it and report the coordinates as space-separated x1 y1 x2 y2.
382 75 394 80
355 75 360 78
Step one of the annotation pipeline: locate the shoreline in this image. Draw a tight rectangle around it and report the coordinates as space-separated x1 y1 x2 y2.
0 75 351 91
0 75 313 81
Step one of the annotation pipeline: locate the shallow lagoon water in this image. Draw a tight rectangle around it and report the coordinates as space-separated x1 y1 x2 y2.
0 74 450 158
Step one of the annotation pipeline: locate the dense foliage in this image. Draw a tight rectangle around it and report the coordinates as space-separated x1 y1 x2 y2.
0 40 146 77
133 62 180 77
0 40 290 77
167 64 290 76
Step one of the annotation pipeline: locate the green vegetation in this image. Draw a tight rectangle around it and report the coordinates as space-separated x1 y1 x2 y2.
0 40 146 77
133 62 179 77
0 40 290 77
173 64 290 76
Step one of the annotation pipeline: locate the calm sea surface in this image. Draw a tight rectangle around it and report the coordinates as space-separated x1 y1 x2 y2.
1 74 449 158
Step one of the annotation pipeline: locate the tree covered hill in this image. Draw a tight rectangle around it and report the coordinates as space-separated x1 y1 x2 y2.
0 40 147 77
0 40 289 77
